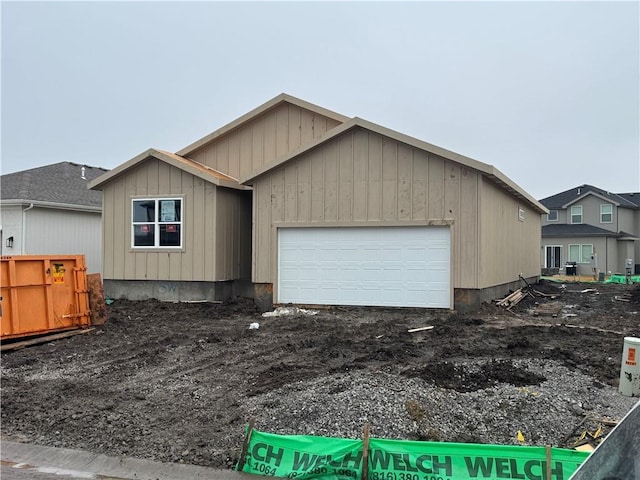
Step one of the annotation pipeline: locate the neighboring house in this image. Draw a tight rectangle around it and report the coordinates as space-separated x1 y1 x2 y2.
89 93 547 311
0 162 107 274
540 185 640 277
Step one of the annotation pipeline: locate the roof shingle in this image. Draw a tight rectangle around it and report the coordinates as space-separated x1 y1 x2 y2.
540 184 639 209
1 162 108 207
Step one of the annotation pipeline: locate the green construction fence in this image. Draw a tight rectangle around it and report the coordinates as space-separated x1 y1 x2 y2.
237 425 589 480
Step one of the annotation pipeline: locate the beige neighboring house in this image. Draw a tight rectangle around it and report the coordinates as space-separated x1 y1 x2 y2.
89 94 547 311
0 162 107 274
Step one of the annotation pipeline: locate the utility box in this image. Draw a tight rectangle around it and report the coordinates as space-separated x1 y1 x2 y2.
0 255 91 340
619 336 640 397
626 258 634 276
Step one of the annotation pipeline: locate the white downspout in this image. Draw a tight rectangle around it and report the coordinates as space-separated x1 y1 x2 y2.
22 203 34 253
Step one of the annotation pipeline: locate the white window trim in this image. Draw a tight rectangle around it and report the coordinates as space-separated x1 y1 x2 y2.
518 207 525 222
131 197 184 249
600 204 613 223
570 205 583 224
544 245 562 268
568 244 593 264
547 210 558 222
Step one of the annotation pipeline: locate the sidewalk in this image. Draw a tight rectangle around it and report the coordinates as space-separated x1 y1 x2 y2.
1 440 269 480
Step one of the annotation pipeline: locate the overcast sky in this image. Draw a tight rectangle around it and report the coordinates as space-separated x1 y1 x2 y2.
2 1 638 200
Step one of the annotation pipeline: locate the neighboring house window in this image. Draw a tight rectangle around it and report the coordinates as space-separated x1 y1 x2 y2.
547 210 558 221
600 204 612 223
570 205 582 224
568 244 593 263
545 245 562 268
132 198 182 248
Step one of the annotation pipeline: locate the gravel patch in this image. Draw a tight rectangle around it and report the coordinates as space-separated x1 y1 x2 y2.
246 358 639 447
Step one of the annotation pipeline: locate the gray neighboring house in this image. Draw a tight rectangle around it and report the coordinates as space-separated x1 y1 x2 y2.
540 184 640 277
0 162 107 273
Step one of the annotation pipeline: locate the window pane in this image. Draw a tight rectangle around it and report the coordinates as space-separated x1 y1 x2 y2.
159 199 181 222
601 204 612 223
547 210 558 221
581 245 593 263
568 245 580 262
133 200 155 222
134 224 155 246
159 224 181 246
571 206 582 223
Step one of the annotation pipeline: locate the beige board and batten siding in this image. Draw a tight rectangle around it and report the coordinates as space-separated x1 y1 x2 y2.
479 178 541 288
101 158 250 282
250 126 482 291
184 102 344 180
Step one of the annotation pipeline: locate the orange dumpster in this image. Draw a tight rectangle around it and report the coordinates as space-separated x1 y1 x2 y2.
0 255 91 340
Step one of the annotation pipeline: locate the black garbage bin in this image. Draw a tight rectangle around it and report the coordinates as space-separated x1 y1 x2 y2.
565 262 577 276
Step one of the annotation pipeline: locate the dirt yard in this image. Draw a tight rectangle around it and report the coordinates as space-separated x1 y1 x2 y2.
1 280 639 469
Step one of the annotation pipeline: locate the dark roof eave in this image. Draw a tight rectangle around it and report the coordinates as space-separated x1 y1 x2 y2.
542 232 616 238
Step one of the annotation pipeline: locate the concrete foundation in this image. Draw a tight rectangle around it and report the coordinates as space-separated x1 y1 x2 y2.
103 279 272 310
454 276 538 313
105 280 235 303
104 277 535 313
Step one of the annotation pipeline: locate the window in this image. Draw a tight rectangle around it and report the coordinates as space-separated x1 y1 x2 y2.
547 210 558 221
545 245 562 268
568 244 593 263
570 205 582 224
132 198 182 248
600 204 612 223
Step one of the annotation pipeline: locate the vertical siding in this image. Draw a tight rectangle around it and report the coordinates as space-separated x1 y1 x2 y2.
353 129 368 221
253 180 272 281
338 137 353 221
459 167 480 287
412 150 429 219
0 207 24 257
24 208 103 274
251 127 481 289
310 151 324 221
427 156 445 219
215 189 252 280
296 157 311 222
101 159 240 282
324 141 338 221
479 179 541 288
188 103 342 179
367 134 383 221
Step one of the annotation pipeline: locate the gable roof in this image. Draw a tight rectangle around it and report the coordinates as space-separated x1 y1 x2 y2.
88 149 250 191
1 162 107 210
239 116 548 214
176 93 350 157
540 185 639 209
618 192 640 207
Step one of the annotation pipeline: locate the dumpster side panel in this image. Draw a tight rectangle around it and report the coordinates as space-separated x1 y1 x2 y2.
0 255 91 339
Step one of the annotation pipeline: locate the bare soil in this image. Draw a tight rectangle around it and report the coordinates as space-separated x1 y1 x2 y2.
1 280 639 468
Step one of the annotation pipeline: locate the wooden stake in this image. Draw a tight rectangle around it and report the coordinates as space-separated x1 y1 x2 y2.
237 418 256 472
407 326 434 333
545 445 552 480
1 328 94 352
361 423 370 480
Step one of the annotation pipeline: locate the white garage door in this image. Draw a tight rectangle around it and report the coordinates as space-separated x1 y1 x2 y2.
278 226 450 308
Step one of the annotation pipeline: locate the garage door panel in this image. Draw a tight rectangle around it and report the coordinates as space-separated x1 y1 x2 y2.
278 226 450 308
